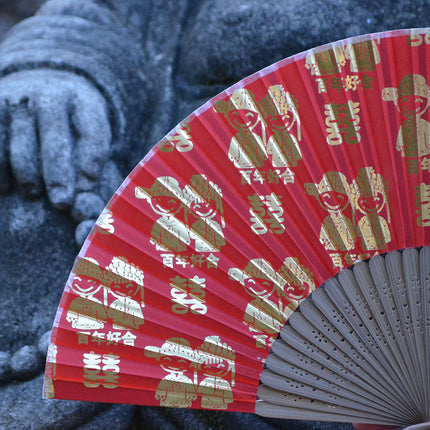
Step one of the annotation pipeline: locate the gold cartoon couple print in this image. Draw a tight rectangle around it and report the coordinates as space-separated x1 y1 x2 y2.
67 257 145 334
306 167 391 268
135 174 226 256
214 85 301 186
145 336 236 410
229 257 315 350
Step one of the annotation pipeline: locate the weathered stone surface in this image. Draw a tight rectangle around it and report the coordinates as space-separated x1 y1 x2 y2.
75 219 96 246
0 374 134 430
10 345 44 378
37 331 51 355
0 192 75 353
179 0 429 90
71 192 105 222
0 0 46 19
0 351 11 383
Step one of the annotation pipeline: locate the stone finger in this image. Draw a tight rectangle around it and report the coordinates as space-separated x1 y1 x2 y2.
71 91 111 193
38 102 75 210
9 100 43 197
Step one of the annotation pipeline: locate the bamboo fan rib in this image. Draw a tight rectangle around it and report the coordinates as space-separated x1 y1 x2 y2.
257 248 430 427
44 28 430 429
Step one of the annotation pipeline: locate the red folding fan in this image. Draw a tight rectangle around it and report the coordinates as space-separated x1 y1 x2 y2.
44 29 430 428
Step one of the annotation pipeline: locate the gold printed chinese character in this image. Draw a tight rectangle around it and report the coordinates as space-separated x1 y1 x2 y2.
170 275 207 315
228 258 314 349
350 167 391 251
195 336 235 409
260 85 302 167
83 352 120 389
135 176 191 252
160 124 194 152
407 32 430 47
324 101 361 145
305 172 356 253
383 74 430 158
184 174 226 252
145 338 198 408
306 40 379 93
248 193 285 235
416 183 430 227
214 89 267 168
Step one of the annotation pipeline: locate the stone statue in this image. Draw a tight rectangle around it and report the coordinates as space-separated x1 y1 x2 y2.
0 0 428 428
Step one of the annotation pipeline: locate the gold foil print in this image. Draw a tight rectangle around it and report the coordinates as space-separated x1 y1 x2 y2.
416 182 430 227
145 336 236 409
248 193 285 235
195 336 235 409
43 343 58 399
83 352 120 389
185 174 226 252
305 172 356 254
159 124 194 152
215 88 267 169
136 175 226 254
215 86 301 184
97 208 115 235
145 338 198 408
68 257 145 333
306 169 391 267
170 275 207 315
344 40 380 72
383 74 430 159
324 101 361 145
136 176 191 252
229 258 315 349
261 85 302 168
350 167 391 251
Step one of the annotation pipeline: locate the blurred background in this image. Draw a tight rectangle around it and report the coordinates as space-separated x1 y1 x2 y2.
0 0 45 36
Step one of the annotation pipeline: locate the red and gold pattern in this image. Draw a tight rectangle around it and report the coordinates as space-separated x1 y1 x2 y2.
44 29 430 412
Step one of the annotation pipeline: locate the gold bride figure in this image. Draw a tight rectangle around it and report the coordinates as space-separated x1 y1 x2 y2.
106 256 145 330
196 335 235 410
305 171 356 253
350 167 391 252
260 85 302 168
185 174 226 252
343 39 380 72
215 88 267 169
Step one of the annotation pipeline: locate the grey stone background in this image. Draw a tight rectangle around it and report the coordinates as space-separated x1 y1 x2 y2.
0 0 428 429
